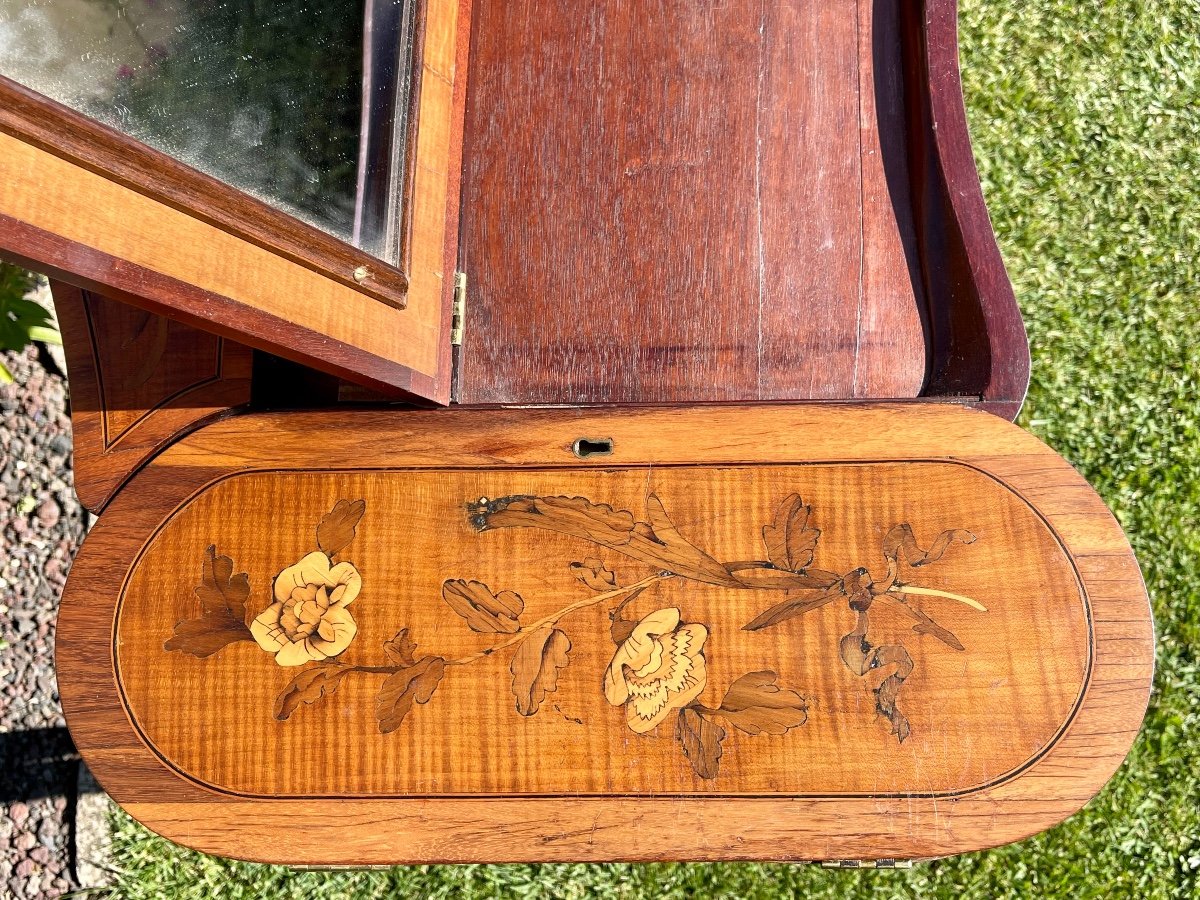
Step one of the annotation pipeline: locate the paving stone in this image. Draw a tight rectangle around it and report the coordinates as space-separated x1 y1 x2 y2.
2 334 89 900
73 767 115 891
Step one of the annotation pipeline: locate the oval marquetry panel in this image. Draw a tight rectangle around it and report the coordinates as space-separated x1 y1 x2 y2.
116 462 1086 799
58 404 1152 864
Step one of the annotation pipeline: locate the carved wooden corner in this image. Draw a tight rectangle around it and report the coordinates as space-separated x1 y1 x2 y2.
50 281 253 512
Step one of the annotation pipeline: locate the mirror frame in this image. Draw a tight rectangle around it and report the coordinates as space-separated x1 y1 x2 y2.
0 0 471 402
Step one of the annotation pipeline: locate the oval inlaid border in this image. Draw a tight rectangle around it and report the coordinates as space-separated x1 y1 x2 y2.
112 459 1093 801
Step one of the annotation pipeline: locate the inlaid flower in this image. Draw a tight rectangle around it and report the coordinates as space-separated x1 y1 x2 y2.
251 551 361 667
603 607 708 733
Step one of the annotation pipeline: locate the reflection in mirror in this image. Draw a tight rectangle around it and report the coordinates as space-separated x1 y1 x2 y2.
0 0 417 261
357 0 419 261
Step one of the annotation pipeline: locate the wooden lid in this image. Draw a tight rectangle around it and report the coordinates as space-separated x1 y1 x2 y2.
57 404 1151 863
456 0 1029 412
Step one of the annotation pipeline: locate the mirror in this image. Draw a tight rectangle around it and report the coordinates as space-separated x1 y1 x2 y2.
0 0 417 261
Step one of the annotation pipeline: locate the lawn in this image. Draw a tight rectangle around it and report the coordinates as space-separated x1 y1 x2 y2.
96 0 1199 897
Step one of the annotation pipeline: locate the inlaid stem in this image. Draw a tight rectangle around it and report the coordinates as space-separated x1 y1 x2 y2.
445 572 673 667
885 584 987 611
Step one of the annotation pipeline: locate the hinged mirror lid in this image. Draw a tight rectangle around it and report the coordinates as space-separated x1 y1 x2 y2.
0 0 471 402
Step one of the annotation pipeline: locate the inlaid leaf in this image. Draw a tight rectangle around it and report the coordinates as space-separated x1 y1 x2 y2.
608 583 650 644
675 706 725 780
639 494 743 587
762 494 820 573
717 671 808 735
911 617 963 651
609 617 637 645
882 524 975 567
725 563 842 592
871 644 914 742
163 612 252 658
570 557 617 591
316 499 367 556
273 666 351 721
376 656 446 734
510 625 572 716
194 544 250 622
890 596 964 651
838 610 873 675
163 545 253 657
742 585 843 631
442 580 524 633
383 628 419 666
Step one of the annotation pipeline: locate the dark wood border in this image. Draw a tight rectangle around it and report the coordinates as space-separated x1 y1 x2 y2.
905 0 1031 415
57 403 1152 864
0 77 409 311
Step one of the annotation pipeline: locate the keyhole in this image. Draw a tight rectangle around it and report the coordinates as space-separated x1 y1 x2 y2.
572 437 614 458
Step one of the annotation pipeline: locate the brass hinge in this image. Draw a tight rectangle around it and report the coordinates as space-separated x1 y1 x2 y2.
450 271 467 346
820 859 914 869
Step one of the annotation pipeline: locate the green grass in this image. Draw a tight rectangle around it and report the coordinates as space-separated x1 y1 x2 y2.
101 1 1200 897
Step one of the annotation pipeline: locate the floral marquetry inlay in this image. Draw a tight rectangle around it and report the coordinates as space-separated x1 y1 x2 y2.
165 484 992 780
65 404 1148 862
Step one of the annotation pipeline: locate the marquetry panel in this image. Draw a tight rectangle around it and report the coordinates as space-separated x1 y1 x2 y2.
58 404 1152 863
118 461 1086 798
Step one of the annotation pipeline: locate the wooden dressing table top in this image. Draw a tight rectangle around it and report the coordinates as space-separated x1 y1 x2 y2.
0 0 1147 869
56 404 1152 864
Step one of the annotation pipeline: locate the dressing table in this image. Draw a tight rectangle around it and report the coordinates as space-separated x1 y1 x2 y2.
0 0 1152 866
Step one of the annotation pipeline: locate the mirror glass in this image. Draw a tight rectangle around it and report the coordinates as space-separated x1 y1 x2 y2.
0 0 417 260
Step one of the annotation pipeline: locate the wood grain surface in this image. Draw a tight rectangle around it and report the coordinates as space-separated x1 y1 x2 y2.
57 404 1152 863
458 0 923 405
50 282 252 513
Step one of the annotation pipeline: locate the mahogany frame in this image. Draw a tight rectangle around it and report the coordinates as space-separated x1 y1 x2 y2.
452 0 1029 414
